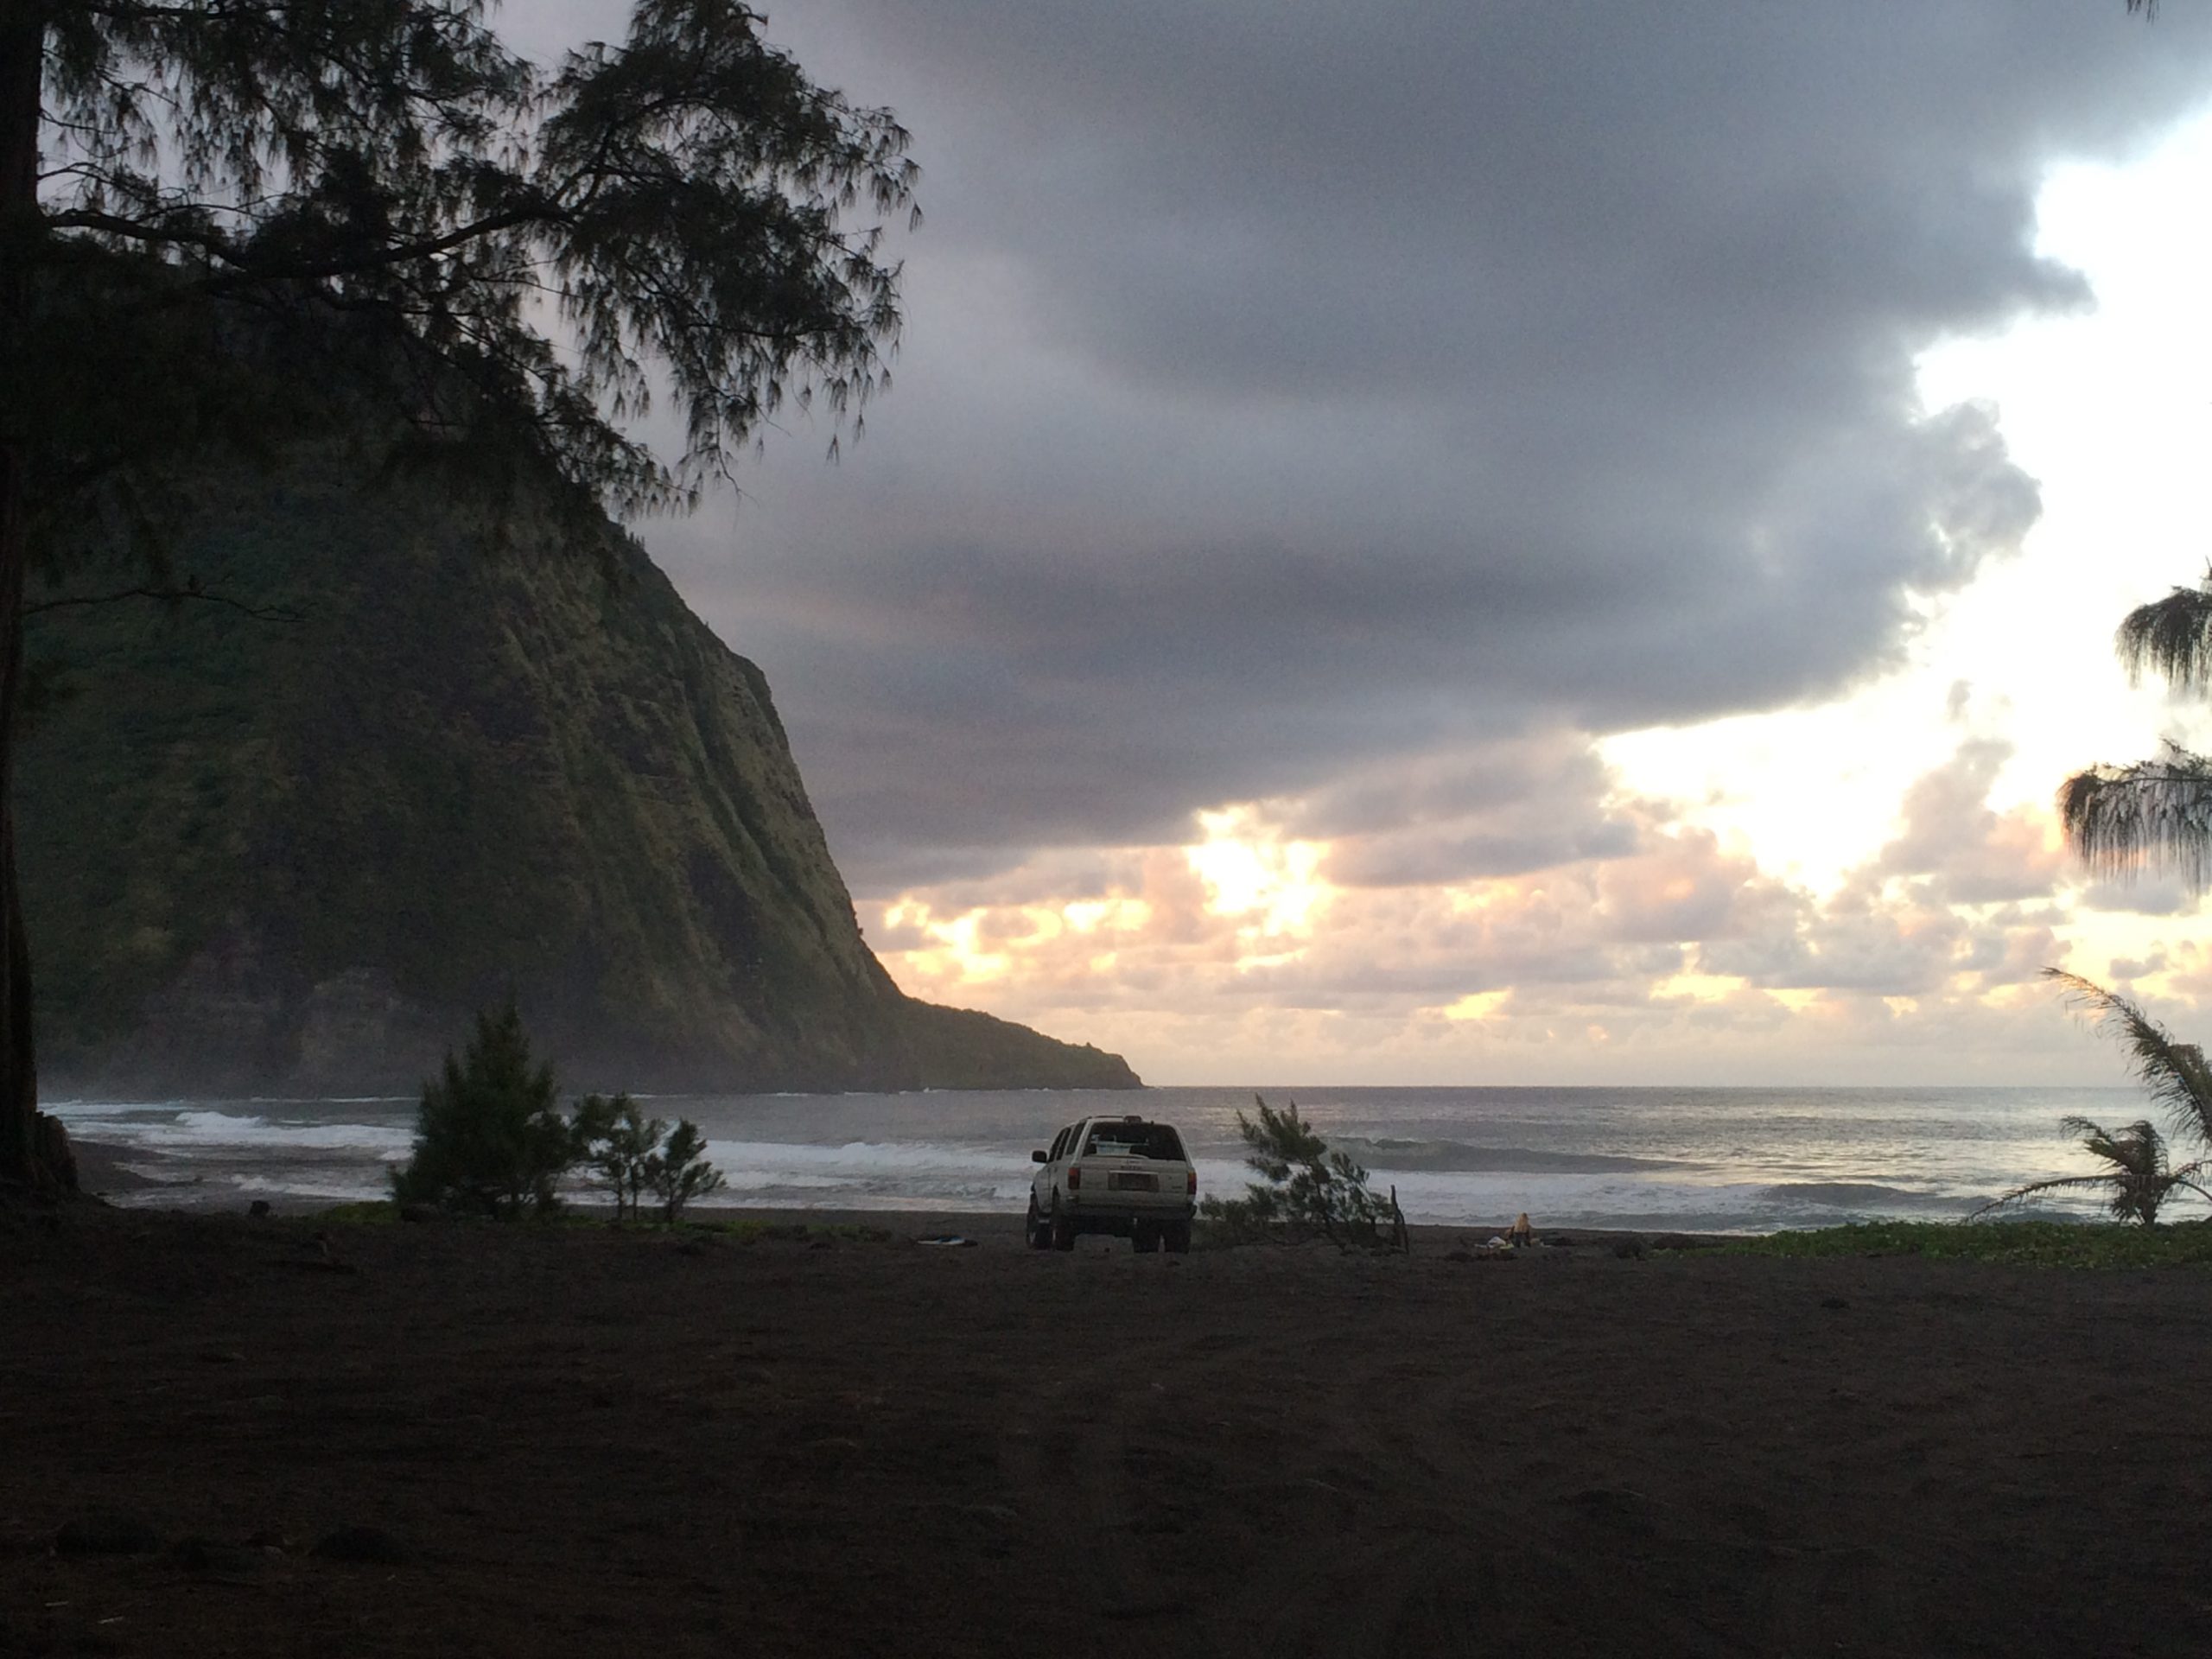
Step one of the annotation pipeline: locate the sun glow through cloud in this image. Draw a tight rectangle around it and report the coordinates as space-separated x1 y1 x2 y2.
854 107 2212 1086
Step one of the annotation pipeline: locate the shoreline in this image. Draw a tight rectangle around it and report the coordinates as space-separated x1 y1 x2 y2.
60 1140 1748 1250
53 1139 1844 1243
48 1085 2112 1236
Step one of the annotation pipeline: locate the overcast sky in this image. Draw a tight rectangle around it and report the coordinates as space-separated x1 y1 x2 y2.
533 2 2212 1084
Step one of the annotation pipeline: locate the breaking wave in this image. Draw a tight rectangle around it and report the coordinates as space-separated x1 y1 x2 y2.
1334 1136 1694 1174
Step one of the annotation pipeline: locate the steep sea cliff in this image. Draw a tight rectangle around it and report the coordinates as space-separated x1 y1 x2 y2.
20 451 1136 1096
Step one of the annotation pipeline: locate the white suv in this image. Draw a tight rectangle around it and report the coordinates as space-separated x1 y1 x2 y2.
1027 1115 1197 1254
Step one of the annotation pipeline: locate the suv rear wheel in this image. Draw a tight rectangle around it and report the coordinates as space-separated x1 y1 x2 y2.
1050 1199 1077 1252
1025 1197 1052 1250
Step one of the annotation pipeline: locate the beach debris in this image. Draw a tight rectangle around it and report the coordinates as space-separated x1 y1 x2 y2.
54 1514 160 1557
310 1526 416 1566
1612 1235 1646 1260
247 1199 270 1218
916 1235 978 1248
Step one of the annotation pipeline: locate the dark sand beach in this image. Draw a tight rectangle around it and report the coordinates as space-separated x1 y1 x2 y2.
4 1198 2209 1658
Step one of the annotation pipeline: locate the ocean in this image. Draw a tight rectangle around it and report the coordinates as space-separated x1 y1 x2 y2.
46 1083 2164 1234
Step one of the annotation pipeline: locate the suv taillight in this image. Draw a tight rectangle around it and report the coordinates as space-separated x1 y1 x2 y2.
1067 1165 1082 1192
1187 1168 1198 1196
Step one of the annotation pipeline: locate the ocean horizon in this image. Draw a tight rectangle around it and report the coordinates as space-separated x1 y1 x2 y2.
46 1082 2163 1235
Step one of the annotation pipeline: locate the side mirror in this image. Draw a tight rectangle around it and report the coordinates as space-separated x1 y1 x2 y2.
1031 1149 1048 1164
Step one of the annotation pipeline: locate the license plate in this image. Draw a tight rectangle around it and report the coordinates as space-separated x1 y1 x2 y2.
1109 1172 1157 1192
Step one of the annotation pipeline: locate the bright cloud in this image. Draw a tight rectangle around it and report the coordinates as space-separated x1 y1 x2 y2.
865 722 2184 1083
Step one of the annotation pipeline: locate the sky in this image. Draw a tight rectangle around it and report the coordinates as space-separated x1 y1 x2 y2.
531 1 2212 1085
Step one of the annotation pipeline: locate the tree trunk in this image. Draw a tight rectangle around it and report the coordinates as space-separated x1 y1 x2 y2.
0 0 69 1192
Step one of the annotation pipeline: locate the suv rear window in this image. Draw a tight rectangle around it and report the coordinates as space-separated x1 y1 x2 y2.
1082 1122 1185 1160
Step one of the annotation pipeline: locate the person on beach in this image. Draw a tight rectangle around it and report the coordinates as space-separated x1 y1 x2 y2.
1509 1213 1534 1248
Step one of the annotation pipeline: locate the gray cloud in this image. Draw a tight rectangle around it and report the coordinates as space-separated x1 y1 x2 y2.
2080 874 2204 917
607 2 2212 891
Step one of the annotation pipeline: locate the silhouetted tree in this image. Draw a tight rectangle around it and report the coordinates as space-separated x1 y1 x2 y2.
2058 570 2212 889
1973 1116 2209 1226
1985 972 2212 1225
392 1003 574 1218
2044 969 2212 1148
1201 1095 1395 1248
646 1118 725 1221
0 0 918 1189
570 1092 662 1221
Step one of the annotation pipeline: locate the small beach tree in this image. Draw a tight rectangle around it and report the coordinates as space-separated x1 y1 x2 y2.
570 1093 662 1222
1201 1095 1399 1249
2039 546 2212 1220
1980 973 2212 1226
646 1119 726 1222
392 1003 574 1219
1973 1116 2210 1226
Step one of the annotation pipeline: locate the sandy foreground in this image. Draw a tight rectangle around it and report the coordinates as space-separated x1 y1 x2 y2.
3 1199 2209 1659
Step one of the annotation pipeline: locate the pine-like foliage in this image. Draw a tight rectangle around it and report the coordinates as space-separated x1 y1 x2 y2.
1202 1095 1394 1248
391 1002 573 1218
570 1096 725 1221
569 1092 662 1221
20 0 920 528
647 1118 726 1221
0 1 922 1185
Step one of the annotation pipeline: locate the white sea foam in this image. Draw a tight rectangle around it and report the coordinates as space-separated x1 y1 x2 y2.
54 1084 2130 1230
79 1109 412 1155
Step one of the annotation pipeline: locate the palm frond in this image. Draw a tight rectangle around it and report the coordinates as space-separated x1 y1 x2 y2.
2056 1116 2167 1179
2115 572 2212 691
2043 971 2212 1149
2058 743 2212 889
1968 1172 2140 1221
2167 1166 2212 1206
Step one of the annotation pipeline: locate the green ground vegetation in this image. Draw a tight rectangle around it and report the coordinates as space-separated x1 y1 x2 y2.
1730 1219 2212 1268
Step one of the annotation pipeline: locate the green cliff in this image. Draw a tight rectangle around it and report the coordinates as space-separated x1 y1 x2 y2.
19 451 1139 1097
